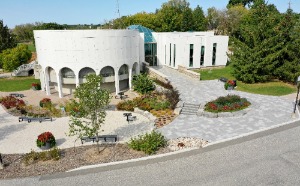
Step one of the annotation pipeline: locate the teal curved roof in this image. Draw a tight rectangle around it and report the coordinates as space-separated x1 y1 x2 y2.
127 25 156 43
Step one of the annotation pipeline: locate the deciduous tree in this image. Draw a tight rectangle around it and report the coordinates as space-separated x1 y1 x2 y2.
68 74 110 153
0 44 31 71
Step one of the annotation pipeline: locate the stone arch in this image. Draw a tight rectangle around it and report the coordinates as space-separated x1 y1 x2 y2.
100 66 116 93
100 66 115 77
45 66 57 83
118 64 129 75
60 67 75 78
132 62 138 75
118 64 129 91
78 67 96 84
79 67 96 78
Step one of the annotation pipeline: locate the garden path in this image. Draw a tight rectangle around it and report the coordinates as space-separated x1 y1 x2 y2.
155 66 300 142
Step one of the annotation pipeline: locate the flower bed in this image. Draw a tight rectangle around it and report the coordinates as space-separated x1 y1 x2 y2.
0 96 25 109
204 94 251 113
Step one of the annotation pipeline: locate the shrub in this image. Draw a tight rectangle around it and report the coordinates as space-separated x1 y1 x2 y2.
39 98 51 107
23 147 60 165
224 80 236 90
132 74 155 94
25 105 51 117
31 83 41 90
60 99 86 117
204 94 251 113
36 131 56 148
153 79 173 90
0 96 25 109
128 130 167 155
164 89 180 109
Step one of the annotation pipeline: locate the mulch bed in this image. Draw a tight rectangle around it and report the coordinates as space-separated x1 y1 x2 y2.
0 144 172 179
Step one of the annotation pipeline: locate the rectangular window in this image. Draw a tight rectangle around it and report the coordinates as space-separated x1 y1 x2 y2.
189 44 194 67
165 45 166 64
173 44 176 67
200 46 205 66
169 43 171 66
212 43 217 66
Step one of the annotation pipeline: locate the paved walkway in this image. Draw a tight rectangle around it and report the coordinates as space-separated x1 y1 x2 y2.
0 106 153 154
156 66 299 142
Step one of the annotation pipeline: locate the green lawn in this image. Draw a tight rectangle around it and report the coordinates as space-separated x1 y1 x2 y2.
0 76 40 92
196 66 296 96
18 42 36 52
27 43 36 52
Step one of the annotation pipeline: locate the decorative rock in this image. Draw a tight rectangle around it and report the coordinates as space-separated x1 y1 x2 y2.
168 137 208 151
176 101 184 108
174 107 182 115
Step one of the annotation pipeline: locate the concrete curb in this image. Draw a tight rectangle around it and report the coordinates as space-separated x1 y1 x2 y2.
67 107 300 173
67 147 198 172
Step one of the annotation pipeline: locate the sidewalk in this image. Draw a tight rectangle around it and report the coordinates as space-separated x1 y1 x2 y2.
156 66 300 142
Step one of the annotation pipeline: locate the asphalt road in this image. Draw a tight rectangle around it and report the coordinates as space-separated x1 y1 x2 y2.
1 121 300 186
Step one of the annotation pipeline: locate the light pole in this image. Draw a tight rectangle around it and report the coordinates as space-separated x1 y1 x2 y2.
292 76 300 116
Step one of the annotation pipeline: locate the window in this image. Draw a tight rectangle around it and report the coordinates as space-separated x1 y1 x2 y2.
200 46 205 66
173 44 176 67
212 43 217 66
189 44 194 67
169 43 171 66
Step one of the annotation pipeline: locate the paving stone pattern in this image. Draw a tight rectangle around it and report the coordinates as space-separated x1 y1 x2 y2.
156 67 299 142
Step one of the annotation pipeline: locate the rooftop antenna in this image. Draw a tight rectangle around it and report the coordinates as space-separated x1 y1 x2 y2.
114 0 124 29
116 0 121 19
288 0 292 9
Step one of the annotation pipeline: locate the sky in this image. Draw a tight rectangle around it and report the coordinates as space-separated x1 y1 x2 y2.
0 0 299 29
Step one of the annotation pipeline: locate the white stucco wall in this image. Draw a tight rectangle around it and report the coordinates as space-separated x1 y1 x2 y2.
153 32 229 69
34 30 141 96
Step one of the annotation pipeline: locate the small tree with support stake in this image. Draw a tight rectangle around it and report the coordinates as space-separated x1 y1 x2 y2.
67 74 111 153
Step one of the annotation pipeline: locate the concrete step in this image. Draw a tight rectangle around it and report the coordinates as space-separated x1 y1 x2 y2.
180 111 197 115
181 108 198 112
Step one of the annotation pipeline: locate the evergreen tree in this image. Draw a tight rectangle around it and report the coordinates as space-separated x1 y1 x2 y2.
230 1 281 83
269 9 300 82
0 20 16 53
192 5 207 31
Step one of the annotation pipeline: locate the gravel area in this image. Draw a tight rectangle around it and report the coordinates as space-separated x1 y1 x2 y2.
0 144 172 179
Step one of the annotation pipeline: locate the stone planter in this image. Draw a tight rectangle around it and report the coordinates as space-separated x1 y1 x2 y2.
40 142 51 150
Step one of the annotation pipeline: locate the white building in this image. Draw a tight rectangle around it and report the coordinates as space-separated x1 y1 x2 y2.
34 25 228 98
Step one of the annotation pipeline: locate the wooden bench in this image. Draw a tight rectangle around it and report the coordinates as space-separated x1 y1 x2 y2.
81 135 118 144
9 93 24 98
219 77 228 83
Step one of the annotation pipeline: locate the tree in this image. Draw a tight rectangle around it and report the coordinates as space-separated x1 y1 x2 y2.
206 7 222 31
227 0 254 8
0 20 16 53
230 1 282 83
13 23 35 43
156 0 191 32
181 6 194 31
192 5 207 31
217 4 248 35
68 74 110 152
0 44 31 71
33 22 65 30
266 9 300 82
